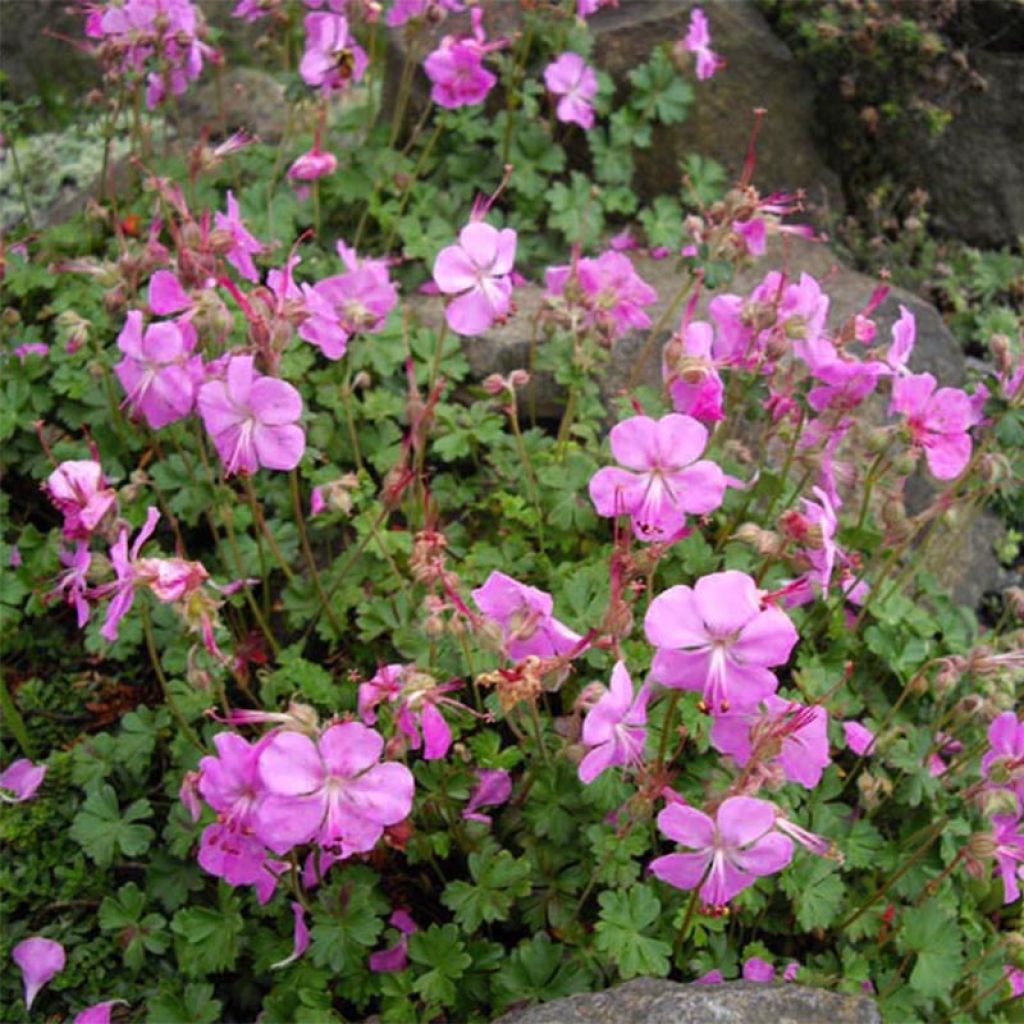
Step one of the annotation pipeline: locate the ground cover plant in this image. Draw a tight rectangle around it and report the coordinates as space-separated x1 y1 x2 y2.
1 2 1022 1022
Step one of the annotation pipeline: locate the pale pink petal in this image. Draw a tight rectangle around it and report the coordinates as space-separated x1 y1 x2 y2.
693 570 761 636
148 271 191 315
715 796 775 847
319 722 383 777
12 937 65 1010
644 585 708 650
420 703 452 760
650 851 711 890
729 832 794 877
252 424 305 471
657 802 715 848
433 245 479 295
731 607 799 667
259 731 324 795
608 416 660 470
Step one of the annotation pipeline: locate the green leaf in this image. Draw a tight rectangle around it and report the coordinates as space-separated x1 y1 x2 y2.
493 935 591 1011
99 883 169 972
442 841 532 931
901 902 963 1000
595 886 671 979
171 889 245 976
309 871 388 972
408 924 472 1008
147 982 222 1024
782 857 845 931
70 784 155 866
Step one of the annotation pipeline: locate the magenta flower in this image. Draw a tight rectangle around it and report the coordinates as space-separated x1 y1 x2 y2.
545 250 658 342
578 661 649 783
256 722 415 856
710 695 830 790
471 570 581 661
462 768 512 824
215 191 265 282
743 957 776 982
369 909 418 973
982 712 1024 804
664 320 726 423
694 969 724 984
288 144 338 182
148 269 192 315
74 1000 128 1024
890 372 975 479
12 936 65 1010
0 758 47 802
886 305 916 376
644 570 799 712
589 413 726 542
97 506 161 643
990 815 1024 904
432 222 517 336
423 9 502 109
114 310 199 429
44 460 116 540
299 243 398 359
300 13 369 92
683 8 724 81
271 902 311 970
649 796 794 908
843 720 876 756
197 354 305 475
544 53 598 130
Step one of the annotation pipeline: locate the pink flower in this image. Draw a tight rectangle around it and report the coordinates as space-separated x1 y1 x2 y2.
545 251 658 342
271 902 311 969
369 909 418 972
97 506 161 643
432 222 517 336
299 242 399 358
12 937 65 1010
74 1000 128 1024
743 956 775 982
0 758 47 802
422 8 502 109
215 191 265 282
733 218 767 256
990 815 1024 904
13 342 48 360
886 305 916 375
683 8 724 81
645 570 799 712
288 144 338 182
44 460 116 540
462 768 512 824
589 413 726 542
114 311 199 429
256 722 415 856
300 13 369 92
197 354 306 475
663 320 725 423
710 695 830 790
649 796 794 908
694 968 724 984
843 721 876 756
471 570 582 661
387 0 463 26
148 269 192 315
890 372 975 480
1005 964 1024 999
982 712 1024 804
579 661 649 783
544 52 598 130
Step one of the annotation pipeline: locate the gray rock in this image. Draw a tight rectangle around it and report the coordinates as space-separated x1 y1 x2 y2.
176 66 290 144
493 978 880 1024
588 1 842 214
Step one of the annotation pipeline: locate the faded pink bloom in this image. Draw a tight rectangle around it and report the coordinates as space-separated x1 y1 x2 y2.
300 12 369 92
288 144 338 181
422 8 502 109
271 902 311 969
683 7 724 80
215 191 265 282
589 414 726 542
982 712 1024 804
783 961 800 981
44 460 116 540
579 661 649 783
148 269 192 315
890 372 975 480
1005 964 1024 999
650 796 794 908
300 242 398 358
12 937 65 1010
462 768 512 824
97 506 161 643
710 695 830 790
843 721 876 756
387 0 463 26
733 218 767 256
886 305 916 376
0 758 47 802
990 814 1024 904
694 968 724 984
74 1000 128 1024
664 320 725 423
197 354 306 475
544 52 598 130
114 311 199 429
471 570 582 661
645 571 799 712
13 342 48 360
433 222 516 336
545 251 658 342
577 0 617 15
257 723 415 856
369 909 418 972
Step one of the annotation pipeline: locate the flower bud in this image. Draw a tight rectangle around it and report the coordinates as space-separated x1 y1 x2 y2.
892 452 919 476
864 428 890 455
967 832 997 860
978 453 1011 484
980 788 1019 818
1005 587 1024 622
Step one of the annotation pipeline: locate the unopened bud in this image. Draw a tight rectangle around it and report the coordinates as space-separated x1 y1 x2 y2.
182 223 203 250
979 453 1011 484
2 307 21 326
482 374 506 396
353 371 372 390
892 452 918 475
967 832 997 860
508 369 530 388
864 428 890 455
990 333 1012 376
1005 587 1024 622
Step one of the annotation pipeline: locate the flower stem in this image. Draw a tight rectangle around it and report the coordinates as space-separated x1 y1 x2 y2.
141 605 204 752
289 470 344 638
